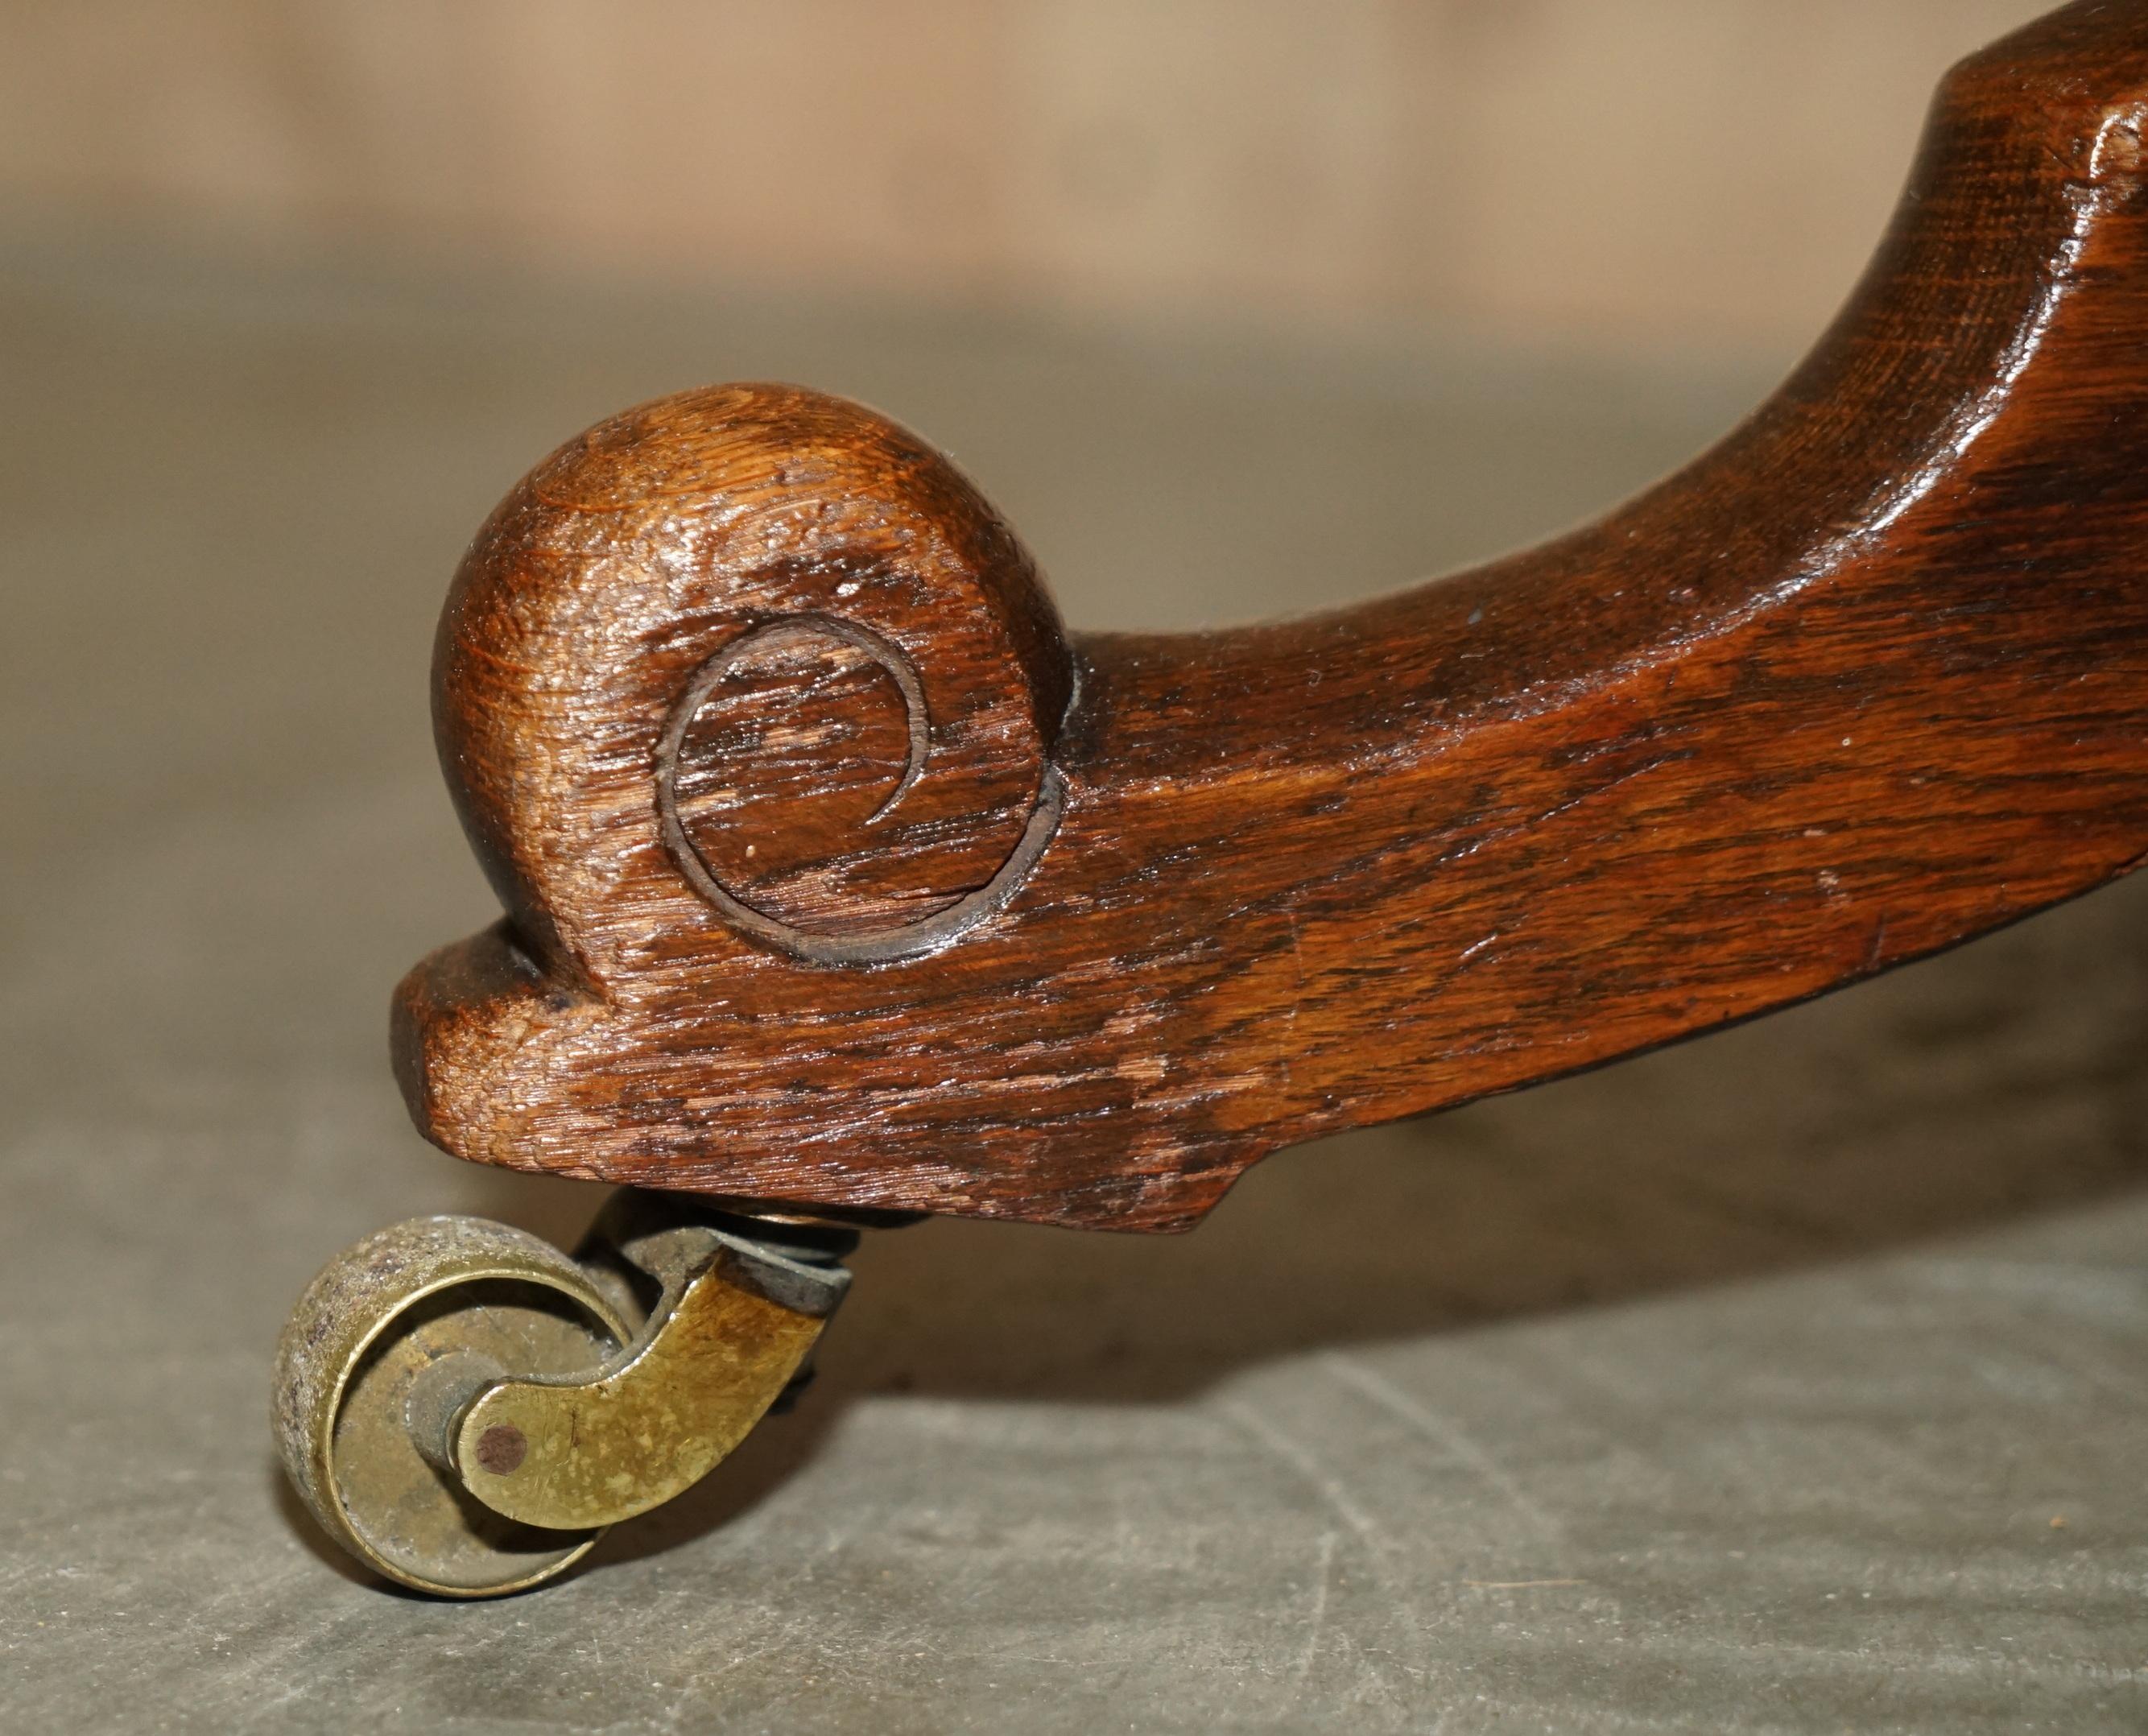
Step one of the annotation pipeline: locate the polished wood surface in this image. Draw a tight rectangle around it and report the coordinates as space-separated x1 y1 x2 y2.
398 1 2148 1230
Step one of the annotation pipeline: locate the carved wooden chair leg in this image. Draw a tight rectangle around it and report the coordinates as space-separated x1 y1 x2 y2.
276 0 2148 1595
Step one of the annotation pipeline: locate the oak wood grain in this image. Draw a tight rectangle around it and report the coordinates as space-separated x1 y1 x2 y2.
397 1 2148 1230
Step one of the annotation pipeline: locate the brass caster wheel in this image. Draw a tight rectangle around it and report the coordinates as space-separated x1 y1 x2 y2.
272 1193 857 1598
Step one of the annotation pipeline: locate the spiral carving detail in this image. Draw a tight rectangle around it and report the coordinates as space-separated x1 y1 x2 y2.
655 613 1064 965
432 381 1076 986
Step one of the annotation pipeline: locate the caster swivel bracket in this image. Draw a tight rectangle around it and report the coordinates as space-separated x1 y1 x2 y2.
448 1211 848 1532
273 1194 857 1598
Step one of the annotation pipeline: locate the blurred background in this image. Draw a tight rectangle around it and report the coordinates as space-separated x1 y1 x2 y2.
10 6 2147 1734
0 0 2051 353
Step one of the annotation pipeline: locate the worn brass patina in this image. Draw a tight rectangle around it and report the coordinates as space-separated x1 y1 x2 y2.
271 1217 634 1598
452 1229 844 1531
272 1197 853 1598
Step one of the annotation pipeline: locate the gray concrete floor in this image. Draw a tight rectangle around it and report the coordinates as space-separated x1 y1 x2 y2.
2 229 2144 1734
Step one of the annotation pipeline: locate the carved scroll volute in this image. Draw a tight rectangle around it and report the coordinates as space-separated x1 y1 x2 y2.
433 384 1076 992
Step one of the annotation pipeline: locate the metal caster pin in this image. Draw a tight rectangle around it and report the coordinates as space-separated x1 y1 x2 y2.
271 1192 857 1598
